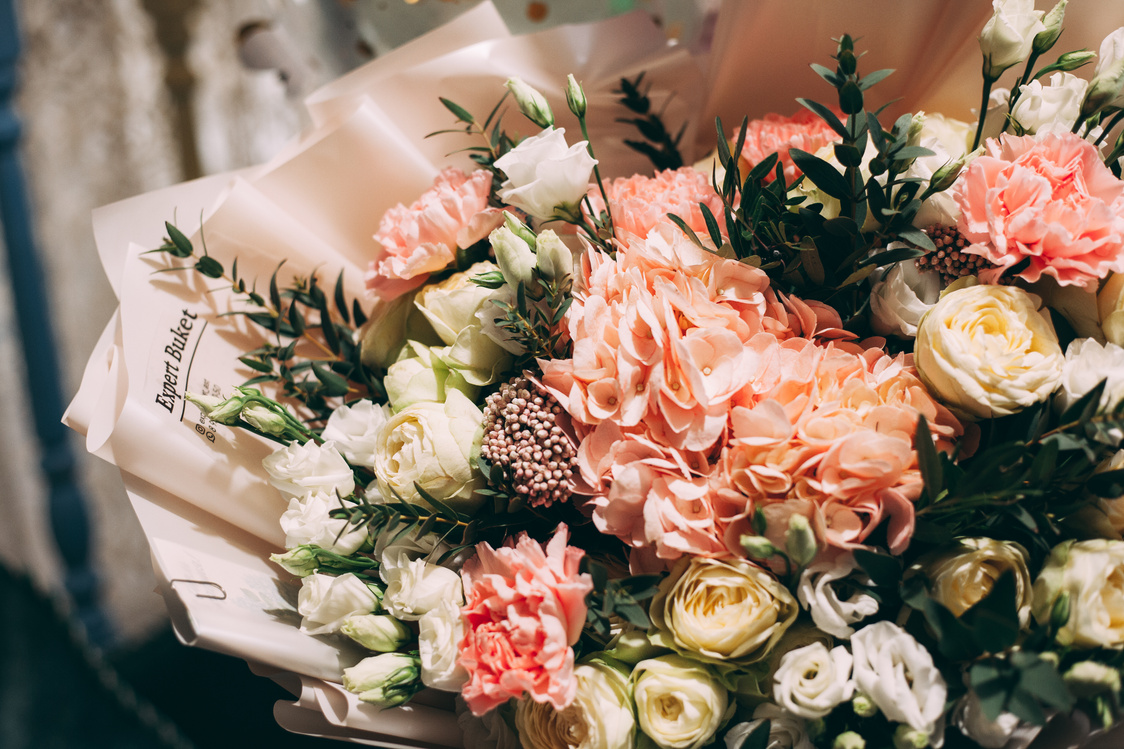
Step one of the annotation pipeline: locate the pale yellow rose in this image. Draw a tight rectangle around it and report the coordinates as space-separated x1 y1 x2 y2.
1032 539 1124 648
515 662 635 749
632 655 729 749
919 537 1032 627
649 557 798 666
915 283 1064 420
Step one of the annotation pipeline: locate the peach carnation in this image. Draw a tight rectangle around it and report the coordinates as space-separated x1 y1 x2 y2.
738 109 842 184
953 132 1124 288
366 168 504 300
458 525 592 716
594 167 725 245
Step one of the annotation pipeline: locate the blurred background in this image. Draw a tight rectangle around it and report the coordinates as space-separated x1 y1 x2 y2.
0 0 712 746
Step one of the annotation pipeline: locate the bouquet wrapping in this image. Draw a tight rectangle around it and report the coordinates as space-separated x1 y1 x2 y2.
64 1 1124 747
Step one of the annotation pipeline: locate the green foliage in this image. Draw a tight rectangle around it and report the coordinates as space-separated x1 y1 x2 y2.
615 73 685 171
491 269 573 368
582 557 663 641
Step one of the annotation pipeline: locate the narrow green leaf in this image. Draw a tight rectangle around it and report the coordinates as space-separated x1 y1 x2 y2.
414 482 469 522
439 97 475 125
334 270 350 324
667 213 707 249
796 98 847 137
896 225 937 251
165 222 194 258
288 303 306 337
311 361 349 396
858 68 894 91
789 149 852 201
194 256 224 279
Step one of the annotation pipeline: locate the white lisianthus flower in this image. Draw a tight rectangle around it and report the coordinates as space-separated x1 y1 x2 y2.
263 440 355 499
909 113 973 227
796 554 879 638
649 557 798 665
1057 338 1124 415
494 128 597 220
1011 72 1087 135
418 600 469 691
772 642 854 719
414 262 514 386
725 704 812 749
1094 28 1124 110
321 400 391 469
380 551 464 621
1032 539 1124 648
633 655 729 749
953 691 1041 749
869 258 942 339
374 527 455 568
516 661 636 749
279 492 367 555
920 537 1033 628
373 388 485 513
851 621 948 736
915 283 1064 420
979 0 1046 78
297 572 380 635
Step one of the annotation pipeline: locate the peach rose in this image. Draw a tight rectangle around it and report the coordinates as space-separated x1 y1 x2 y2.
953 132 1124 288
459 526 593 715
366 169 504 300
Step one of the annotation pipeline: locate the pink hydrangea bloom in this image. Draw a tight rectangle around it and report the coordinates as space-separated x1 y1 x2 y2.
366 168 504 300
738 109 843 184
953 132 1124 288
458 526 592 716
591 167 725 246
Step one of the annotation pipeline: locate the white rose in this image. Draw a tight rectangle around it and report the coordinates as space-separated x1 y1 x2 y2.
851 621 948 735
633 655 729 749
1058 338 1124 415
920 537 1033 628
915 283 1064 420
979 0 1046 78
1032 539 1124 648
516 662 636 749
649 557 798 665
279 492 367 555
796 554 879 638
373 388 485 513
953 691 1041 749
380 551 464 621
1095 28 1124 110
772 643 854 719
869 259 942 339
418 600 469 691
494 128 597 220
725 704 812 749
458 696 520 749
1011 72 1087 135
262 440 355 498
414 262 514 386
297 572 379 635
321 400 391 469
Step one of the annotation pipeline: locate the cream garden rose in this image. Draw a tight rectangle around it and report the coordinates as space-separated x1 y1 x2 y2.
914 283 1064 420
633 655 729 749
515 662 636 749
1032 539 1124 648
649 557 798 665
373 388 486 513
920 537 1033 627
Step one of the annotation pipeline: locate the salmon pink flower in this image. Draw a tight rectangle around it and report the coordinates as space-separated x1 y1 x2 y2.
954 132 1124 288
366 169 504 300
459 526 592 716
593 167 724 245
738 109 842 184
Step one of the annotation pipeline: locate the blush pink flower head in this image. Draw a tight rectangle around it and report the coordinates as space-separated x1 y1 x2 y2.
738 109 843 184
593 167 725 245
953 132 1124 288
458 525 593 716
366 168 504 300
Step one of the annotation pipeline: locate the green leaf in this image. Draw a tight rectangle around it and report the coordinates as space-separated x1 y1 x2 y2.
288 302 306 337
895 225 937 252
838 80 863 114
238 357 273 374
858 68 894 90
715 117 732 169
914 416 943 501
810 63 841 86
194 256 224 279
961 571 1020 653
699 203 724 248
796 98 847 138
833 142 864 167
413 482 468 522
1060 379 1106 425
733 719 771 749
334 270 350 324
311 362 349 397
892 145 937 161
269 265 283 311
165 222 194 258
789 149 851 201
853 548 901 588
667 212 707 249
439 97 475 125
746 152 780 183
860 245 926 268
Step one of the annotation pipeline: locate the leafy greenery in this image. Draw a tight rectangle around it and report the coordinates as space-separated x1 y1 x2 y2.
615 73 685 171
490 268 574 368
581 557 663 642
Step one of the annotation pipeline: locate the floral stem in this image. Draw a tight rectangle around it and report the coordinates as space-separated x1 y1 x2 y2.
972 74 998 151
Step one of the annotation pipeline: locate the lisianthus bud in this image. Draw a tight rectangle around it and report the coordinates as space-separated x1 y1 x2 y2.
852 693 878 718
834 732 865 749
785 515 818 567
241 403 287 436
1064 661 1122 698
534 230 573 284
270 547 319 577
490 224 537 289
342 653 423 707
741 535 779 559
1052 49 1098 72
1082 55 1124 120
506 77 553 129
927 147 981 195
185 391 243 424
1032 0 1067 55
340 614 412 652
893 725 931 749
566 74 587 118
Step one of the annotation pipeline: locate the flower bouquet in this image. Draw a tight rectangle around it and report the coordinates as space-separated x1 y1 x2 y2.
65 1 1124 747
